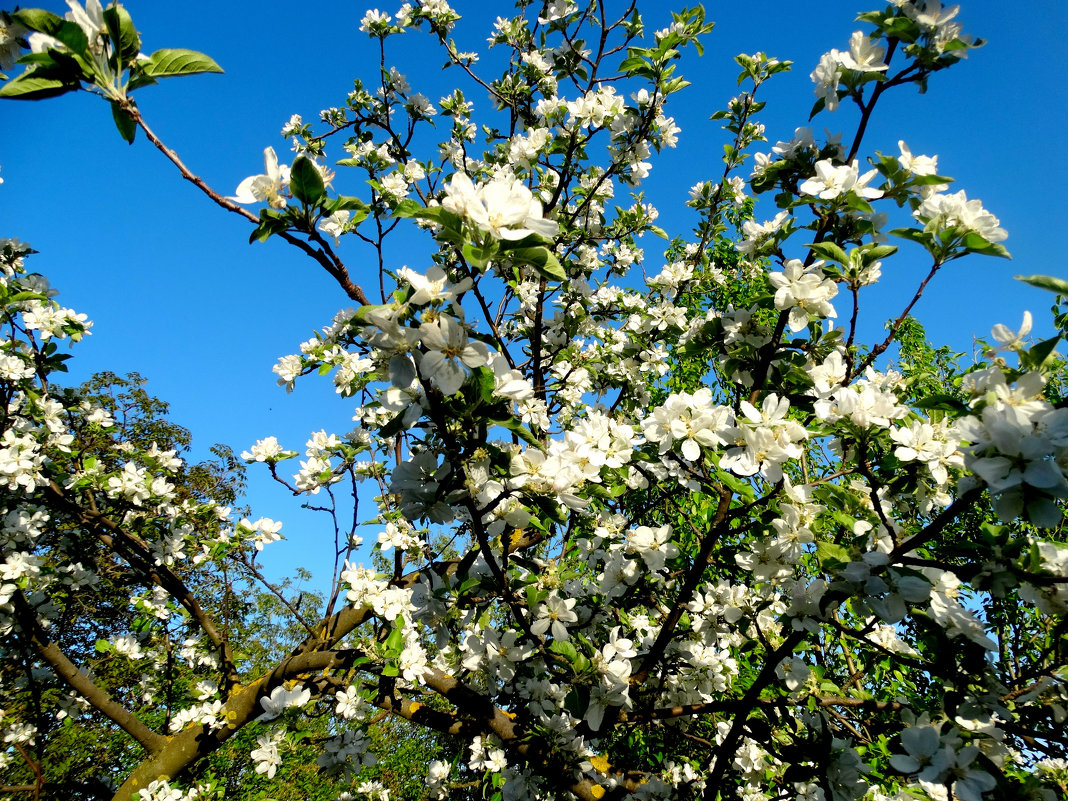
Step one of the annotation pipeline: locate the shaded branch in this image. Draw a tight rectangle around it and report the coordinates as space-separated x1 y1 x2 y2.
44 480 240 688
12 591 167 755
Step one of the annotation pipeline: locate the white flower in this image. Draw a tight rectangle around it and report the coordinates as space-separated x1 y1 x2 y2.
138 780 186 801
319 210 350 245
111 634 144 660
250 731 284 779
0 14 27 72
418 314 489 395
768 259 839 332
776 657 810 691
531 593 578 640
258 685 311 720
737 210 789 256
399 265 472 306
837 31 888 72
239 517 283 550
800 159 883 201
989 311 1032 352
897 140 939 177
626 524 678 572
229 147 291 209
890 726 950 778
281 113 303 137
241 436 285 462
442 172 558 241
64 1 106 51
335 684 368 720
916 189 1007 243
359 9 392 33
810 52 843 111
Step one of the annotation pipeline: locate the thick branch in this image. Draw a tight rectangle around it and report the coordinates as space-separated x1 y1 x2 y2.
45 480 240 688
112 647 366 801
12 591 167 754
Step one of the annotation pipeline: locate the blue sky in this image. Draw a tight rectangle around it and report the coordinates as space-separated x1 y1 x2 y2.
1 0 1065 583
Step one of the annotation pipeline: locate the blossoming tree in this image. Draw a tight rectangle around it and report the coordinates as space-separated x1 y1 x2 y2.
1 2 1067 801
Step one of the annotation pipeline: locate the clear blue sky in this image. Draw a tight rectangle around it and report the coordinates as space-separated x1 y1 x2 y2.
1 1 1065 583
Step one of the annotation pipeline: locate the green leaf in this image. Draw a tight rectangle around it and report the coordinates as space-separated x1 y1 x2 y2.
102 5 140 66
844 193 874 214
1021 336 1062 371
12 9 65 35
249 211 290 244
962 232 1011 259
1015 274 1068 296
289 156 325 206
806 241 849 265
472 366 495 404
507 246 565 282
889 227 931 247
125 74 158 92
714 469 756 502
110 99 136 144
647 224 669 240
329 195 369 212
462 240 498 269
142 48 224 79
531 494 567 525
864 244 898 261
0 72 73 100
383 622 405 658
549 640 579 663
52 20 90 57
816 541 851 571
913 394 968 413
392 199 423 219
489 415 542 447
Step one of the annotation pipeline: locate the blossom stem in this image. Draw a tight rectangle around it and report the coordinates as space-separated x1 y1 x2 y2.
852 259 942 380
117 99 372 305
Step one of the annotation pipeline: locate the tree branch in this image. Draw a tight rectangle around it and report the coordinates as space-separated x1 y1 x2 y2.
118 99 371 305
12 591 167 755
44 480 240 688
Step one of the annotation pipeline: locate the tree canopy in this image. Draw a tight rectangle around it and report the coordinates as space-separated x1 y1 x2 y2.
0 2 1066 801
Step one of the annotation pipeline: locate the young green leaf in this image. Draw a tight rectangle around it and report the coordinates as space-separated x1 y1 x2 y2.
102 5 141 66
0 72 74 100
462 240 498 270
52 20 90 58
963 232 1011 259
11 8 65 35
507 246 566 282
1015 274 1068 295
142 48 224 79
806 241 849 265
110 99 136 143
289 156 325 206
